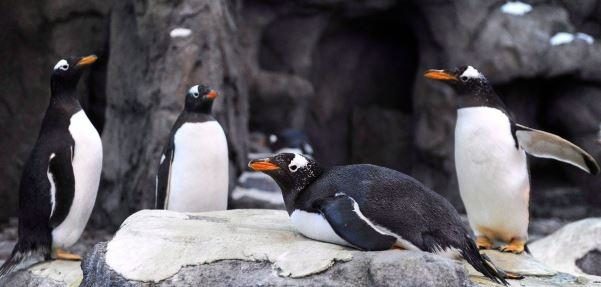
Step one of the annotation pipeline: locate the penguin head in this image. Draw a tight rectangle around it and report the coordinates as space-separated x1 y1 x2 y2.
248 153 322 191
185 84 218 114
424 65 506 109
51 55 97 92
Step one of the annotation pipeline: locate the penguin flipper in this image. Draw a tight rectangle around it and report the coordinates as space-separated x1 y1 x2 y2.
156 142 174 209
514 124 600 174
48 146 76 228
315 194 397 251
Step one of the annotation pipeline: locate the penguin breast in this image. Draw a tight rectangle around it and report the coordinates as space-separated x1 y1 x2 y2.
168 121 229 212
52 110 102 248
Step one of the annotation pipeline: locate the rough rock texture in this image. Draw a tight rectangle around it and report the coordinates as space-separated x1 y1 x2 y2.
530 218 601 277
81 209 473 286
0 0 111 223
97 0 249 227
0 261 82 287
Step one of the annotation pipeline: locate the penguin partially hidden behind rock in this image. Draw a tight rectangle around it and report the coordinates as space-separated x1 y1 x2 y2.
249 153 509 285
0 56 102 278
155 85 228 212
425 66 600 254
268 129 314 157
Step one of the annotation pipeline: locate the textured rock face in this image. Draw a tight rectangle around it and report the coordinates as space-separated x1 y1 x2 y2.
0 260 82 287
530 218 601 277
80 209 474 286
97 0 249 227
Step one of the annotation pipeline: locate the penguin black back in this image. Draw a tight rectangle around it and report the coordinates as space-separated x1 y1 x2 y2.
249 153 508 285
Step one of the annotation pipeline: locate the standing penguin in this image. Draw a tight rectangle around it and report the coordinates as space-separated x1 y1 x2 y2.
425 66 599 253
249 153 509 285
0 56 102 277
155 84 228 212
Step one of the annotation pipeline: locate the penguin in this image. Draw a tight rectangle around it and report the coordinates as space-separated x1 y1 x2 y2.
424 66 600 254
249 153 509 285
268 129 314 157
155 84 229 212
0 55 102 277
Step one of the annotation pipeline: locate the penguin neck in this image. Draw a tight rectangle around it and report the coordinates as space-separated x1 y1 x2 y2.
49 81 81 114
457 86 508 113
274 167 324 214
185 101 213 114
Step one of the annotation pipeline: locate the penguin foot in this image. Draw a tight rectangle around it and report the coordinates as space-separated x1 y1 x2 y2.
475 236 493 250
499 239 525 254
54 248 81 261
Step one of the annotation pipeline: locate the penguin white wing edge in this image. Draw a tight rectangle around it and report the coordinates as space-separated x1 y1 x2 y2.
515 124 600 174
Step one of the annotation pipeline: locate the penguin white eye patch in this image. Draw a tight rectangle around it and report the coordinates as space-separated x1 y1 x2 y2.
54 59 69 71
289 153 308 172
189 85 200 98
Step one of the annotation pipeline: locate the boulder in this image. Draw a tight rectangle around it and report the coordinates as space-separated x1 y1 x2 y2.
530 218 601 277
80 209 601 286
80 209 473 286
0 260 82 287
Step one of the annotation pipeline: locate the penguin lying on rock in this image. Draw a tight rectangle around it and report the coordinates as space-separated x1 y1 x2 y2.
249 153 509 285
155 84 228 212
425 66 600 254
0 56 102 278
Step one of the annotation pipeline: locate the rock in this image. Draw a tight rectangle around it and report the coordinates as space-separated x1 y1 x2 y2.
80 209 473 286
576 249 601 276
229 171 285 210
97 0 249 227
0 260 82 287
530 218 601 277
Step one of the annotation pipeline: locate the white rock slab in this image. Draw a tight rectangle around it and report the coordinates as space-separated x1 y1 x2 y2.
105 209 353 282
530 218 601 277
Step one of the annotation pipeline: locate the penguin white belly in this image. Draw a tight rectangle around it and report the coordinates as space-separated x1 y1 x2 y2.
455 107 529 242
52 110 102 248
290 210 352 247
168 121 228 212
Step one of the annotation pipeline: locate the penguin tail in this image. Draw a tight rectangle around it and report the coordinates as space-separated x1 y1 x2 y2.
461 240 509 286
0 243 28 279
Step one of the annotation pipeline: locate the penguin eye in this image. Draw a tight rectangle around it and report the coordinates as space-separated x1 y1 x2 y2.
289 165 298 172
191 92 199 98
54 59 69 71
460 75 468 82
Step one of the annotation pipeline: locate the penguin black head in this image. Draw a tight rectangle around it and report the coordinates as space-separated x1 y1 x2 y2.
51 55 97 93
185 84 218 114
248 153 322 192
424 65 506 110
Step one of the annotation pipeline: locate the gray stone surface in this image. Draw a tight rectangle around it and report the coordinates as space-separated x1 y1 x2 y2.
531 218 601 277
0 261 82 287
80 209 474 286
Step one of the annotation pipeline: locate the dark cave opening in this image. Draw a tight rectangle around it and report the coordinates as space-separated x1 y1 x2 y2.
250 3 419 172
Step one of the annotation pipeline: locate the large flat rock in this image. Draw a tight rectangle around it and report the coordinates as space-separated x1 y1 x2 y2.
80 209 601 286
80 209 472 286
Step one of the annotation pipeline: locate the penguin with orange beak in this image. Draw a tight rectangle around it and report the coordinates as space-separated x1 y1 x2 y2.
155 85 229 212
1 55 102 277
425 66 599 253
249 153 509 285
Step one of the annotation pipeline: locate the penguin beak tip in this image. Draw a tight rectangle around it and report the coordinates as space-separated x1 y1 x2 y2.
424 69 457 81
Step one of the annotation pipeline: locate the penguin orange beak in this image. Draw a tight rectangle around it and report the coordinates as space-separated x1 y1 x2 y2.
248 159 280 171
76 55 98 67
207 90 218 100
424 69 457 81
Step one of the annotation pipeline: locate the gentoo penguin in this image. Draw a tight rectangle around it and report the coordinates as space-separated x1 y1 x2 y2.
155 84 228 212
249 153 509 285
268 129 314 157
425 66 600 254
0 56 102 277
